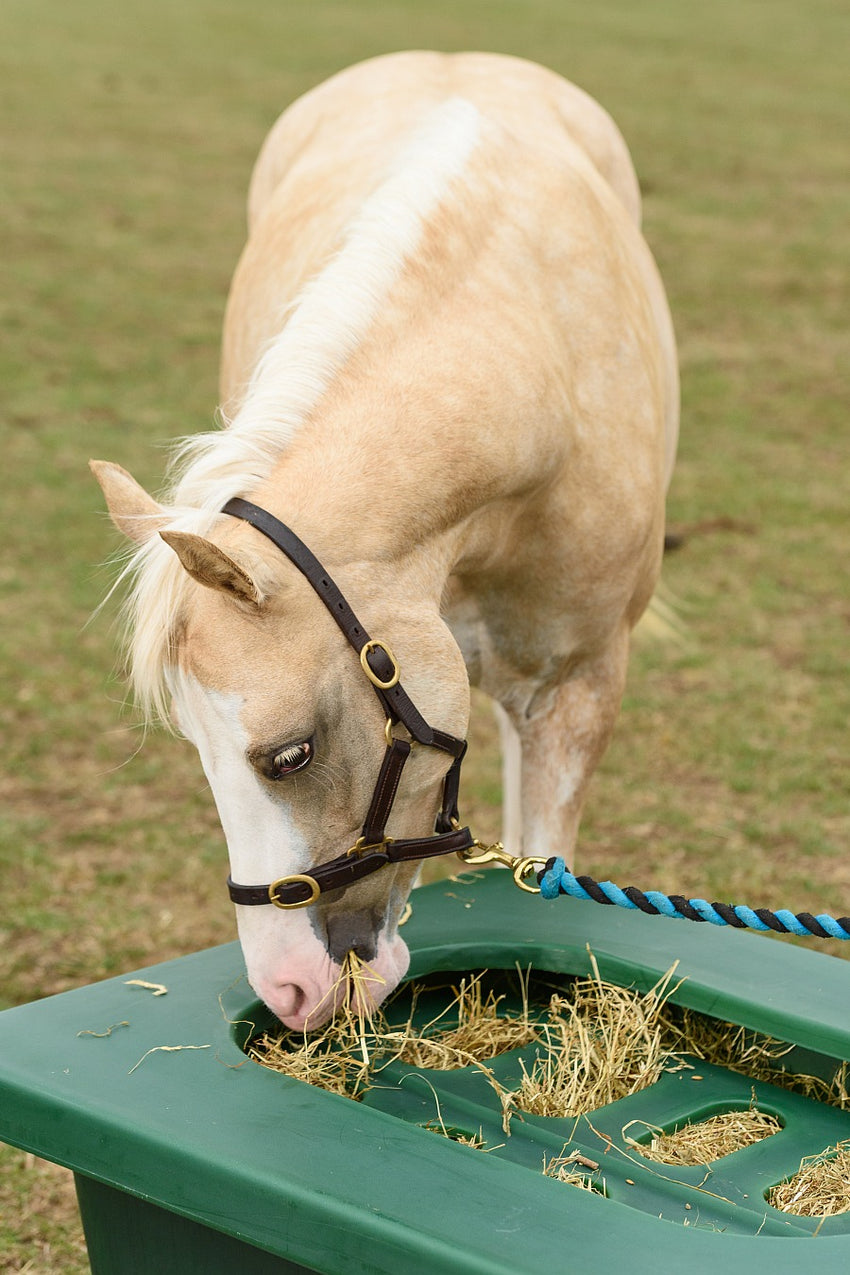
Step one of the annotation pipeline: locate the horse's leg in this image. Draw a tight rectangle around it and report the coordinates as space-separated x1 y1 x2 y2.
514 629 631 867
493 700 523 853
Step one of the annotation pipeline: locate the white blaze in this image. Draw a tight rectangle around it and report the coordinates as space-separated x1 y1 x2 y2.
170 671 409 1029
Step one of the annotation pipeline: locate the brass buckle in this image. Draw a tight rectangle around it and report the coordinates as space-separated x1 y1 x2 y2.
268 874 321 910
347 835 392 859
457 840 547 895
360 639 400 690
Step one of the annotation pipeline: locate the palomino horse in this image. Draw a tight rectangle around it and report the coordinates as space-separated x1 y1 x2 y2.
92 52 678 1030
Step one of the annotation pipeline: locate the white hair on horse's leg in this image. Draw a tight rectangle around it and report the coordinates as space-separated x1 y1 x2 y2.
493 701 523 856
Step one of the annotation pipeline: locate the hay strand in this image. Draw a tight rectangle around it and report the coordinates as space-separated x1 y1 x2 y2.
124 979 168 996
76 1021 130 1038
127 1044 210 1074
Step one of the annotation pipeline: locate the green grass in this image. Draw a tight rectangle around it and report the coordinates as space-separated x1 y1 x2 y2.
2 0 850 1267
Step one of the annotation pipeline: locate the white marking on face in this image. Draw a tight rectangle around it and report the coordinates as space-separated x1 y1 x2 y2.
170 670 411 1029
172 671 308 885
170 672 319 1010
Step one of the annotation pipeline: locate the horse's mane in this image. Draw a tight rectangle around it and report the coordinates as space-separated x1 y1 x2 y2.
114 97 482 723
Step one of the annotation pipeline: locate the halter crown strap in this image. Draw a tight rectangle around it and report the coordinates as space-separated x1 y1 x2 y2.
222 498 463 758
220 497 473 906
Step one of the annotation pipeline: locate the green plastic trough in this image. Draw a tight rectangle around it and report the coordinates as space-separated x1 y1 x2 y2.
2 870 850 1273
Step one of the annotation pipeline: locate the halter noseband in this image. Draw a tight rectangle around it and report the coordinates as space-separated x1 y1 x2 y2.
221 497 475 909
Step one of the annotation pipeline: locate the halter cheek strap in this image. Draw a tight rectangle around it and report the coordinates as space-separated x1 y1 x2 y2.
220 497 474 909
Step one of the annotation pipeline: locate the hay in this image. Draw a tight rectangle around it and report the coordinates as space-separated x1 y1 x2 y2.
422 1122 488 1149
247 953 385 1099
510 958 683 1118
248 1022 369 1098
248 957 700 1156
768 1142 850 1217
626 1103 782 1166
543 1148 603 1193
542 1153 601 1191
248 966 537 1099
393 971 537 1070
662 1006 850 1111
248 954 850 1189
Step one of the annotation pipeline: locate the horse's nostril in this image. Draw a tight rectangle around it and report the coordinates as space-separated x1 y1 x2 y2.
325 910 379 965
272 984 305 1020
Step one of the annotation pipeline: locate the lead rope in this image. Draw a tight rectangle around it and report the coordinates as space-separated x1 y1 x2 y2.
537 857 850 938
456 844 850 940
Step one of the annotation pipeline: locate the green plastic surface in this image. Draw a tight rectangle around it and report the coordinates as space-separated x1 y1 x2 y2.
75 1176 316 1275
2 871 850 1273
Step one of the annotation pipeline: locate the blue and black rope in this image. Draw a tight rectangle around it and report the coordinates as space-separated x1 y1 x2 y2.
537 857 850 940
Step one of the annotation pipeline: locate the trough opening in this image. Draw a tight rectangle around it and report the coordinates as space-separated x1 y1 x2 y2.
242 960 850 1229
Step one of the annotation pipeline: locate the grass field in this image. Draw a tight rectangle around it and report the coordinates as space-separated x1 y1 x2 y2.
2 0 849 1267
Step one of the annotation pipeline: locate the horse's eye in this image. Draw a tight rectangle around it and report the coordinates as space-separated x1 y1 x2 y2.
269 740 313 779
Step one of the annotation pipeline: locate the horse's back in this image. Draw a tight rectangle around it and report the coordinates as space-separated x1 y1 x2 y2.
222 54 677 557
221 52 664 420
246 52 641 232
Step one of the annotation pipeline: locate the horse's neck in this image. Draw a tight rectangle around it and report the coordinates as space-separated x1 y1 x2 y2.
247 443 461 609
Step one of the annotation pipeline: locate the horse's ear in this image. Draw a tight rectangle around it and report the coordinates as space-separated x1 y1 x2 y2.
90 459 167 544
159 531 264 607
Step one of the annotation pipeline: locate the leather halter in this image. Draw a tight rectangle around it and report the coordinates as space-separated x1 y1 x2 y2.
221 497 475 909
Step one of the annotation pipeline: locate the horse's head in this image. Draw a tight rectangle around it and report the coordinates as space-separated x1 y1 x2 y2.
93 461 469 1029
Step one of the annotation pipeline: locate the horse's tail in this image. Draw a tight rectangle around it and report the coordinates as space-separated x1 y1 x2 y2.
634 582 687 645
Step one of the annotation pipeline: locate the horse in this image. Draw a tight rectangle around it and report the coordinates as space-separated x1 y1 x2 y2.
92 51 679 1031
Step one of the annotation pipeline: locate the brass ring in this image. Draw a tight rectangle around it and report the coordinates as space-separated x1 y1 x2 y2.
360 639 400 690
268 874 321 909
385 717 414 748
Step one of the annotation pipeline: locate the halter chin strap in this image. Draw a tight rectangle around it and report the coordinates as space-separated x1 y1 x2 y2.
220 497 474 909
